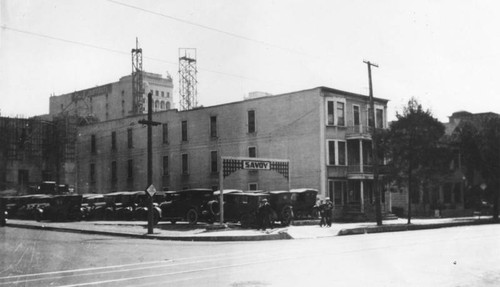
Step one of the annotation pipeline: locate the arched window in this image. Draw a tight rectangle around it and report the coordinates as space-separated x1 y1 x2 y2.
160 101 165 110
155 100 159 110
166 102 171 110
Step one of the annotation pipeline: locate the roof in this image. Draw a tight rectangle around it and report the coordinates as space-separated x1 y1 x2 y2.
290 188 319 194
213 189 243 195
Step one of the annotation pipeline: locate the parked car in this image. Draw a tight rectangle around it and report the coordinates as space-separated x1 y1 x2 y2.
289 188 319 219
133 190 163 224
266 191 294 226
34 194 82 222
159 189 215 224
81 194 107 220
222 192 271 228
102 191 139 221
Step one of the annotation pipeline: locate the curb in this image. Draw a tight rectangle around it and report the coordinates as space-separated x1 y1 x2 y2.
337 220 497 236
5 223 292 242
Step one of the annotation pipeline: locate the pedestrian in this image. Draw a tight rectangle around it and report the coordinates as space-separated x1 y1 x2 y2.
324 197 333 227
318 199 326 227
258 198 273 231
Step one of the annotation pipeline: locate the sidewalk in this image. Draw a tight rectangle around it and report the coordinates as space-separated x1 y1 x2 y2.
4 216 497 241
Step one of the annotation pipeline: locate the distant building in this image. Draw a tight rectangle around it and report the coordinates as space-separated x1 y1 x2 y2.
49 72 174 122
0 116 75 194
75 86 390 221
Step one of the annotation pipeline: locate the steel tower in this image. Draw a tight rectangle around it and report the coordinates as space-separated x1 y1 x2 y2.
178 48 198 110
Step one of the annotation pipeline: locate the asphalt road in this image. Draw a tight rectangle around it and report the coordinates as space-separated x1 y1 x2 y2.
1 224 499 286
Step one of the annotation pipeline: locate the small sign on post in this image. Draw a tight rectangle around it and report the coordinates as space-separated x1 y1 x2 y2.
146 184 157 197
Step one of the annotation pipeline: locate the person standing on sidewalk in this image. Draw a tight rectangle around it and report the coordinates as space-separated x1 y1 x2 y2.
258 198 273 231
324 197 333 227
318 199 326 227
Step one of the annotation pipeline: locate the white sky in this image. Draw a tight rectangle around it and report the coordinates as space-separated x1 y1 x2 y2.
1 0 499 122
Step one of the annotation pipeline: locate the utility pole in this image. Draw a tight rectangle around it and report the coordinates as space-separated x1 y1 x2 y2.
364 60 383 226
139 92 161 234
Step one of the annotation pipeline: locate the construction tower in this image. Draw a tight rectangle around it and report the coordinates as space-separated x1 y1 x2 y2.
178 48 198 110
131 38 145 114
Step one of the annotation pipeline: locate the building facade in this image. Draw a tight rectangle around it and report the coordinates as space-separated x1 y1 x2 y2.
0 116 74 194
49 72 174 122
75 87 390 220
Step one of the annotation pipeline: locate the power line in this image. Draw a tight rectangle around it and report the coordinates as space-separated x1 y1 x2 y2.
106 0 308 57
1 25 285 85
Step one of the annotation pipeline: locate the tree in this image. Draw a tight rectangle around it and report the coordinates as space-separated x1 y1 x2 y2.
380 98 447 224
454 116 500 221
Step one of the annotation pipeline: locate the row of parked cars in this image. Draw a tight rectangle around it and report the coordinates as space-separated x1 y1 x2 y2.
1 188 319 228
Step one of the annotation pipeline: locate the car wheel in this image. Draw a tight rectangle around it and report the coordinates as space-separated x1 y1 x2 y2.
170 220 177 224
186 209 198 225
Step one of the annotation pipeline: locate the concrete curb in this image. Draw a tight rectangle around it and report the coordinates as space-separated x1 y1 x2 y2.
5 222 292 242
337 219 497 236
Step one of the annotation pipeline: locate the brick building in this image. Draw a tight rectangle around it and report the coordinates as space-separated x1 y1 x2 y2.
76 86 391 220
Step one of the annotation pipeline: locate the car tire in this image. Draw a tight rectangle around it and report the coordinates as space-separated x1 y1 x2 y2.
186 209 198 225
170 220 177 224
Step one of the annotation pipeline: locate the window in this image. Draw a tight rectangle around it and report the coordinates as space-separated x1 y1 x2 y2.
327 101 334 125
111 131 116 151
90 163 95 183
248 147 257 158
329 180 346 205
338 141 346 165
327 140 346 166
155 90 159 97
248 110 256 133
111 161 117 184
210 116 217 138
163 156 169 176
326 100 346 126
337 102 345 126
368 108 374 127
127 128 133 148
162 124 168 144
328 141 335 165
160 101 165 109
127 160 133 179
211 151 218 173
91 135 96 154
167 92 170 98
376 108 384 128
248 183 258 191
181 121 188 141
161 91 164 97
353 105 360 126
182 154 189 175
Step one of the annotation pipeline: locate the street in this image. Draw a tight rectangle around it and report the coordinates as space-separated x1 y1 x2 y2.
1 224 500 286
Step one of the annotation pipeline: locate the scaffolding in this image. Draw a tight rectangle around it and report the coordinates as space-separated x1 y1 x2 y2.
178 48 198 110
131 38 145 115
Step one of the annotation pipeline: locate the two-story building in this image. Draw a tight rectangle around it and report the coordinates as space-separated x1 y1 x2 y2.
76 86 390 221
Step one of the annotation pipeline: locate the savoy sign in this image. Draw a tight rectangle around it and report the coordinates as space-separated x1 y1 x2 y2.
242 160 271 170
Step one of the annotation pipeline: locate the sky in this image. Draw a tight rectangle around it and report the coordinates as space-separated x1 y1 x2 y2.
1 0 500 122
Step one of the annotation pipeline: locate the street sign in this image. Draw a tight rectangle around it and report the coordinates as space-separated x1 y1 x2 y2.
146 184 157 197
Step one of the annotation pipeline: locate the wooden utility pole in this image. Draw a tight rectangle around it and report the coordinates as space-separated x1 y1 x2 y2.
139 92 161 234
364 60 383 226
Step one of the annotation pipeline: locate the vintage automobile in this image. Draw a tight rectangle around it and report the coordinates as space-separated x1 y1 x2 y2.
34 194 83 222
133 190 163 224
266 190 294 226
289 188 319 219
102 191 139 221
15 194 52 220
222 192 271 228
81 194 107 220
159 189 215 224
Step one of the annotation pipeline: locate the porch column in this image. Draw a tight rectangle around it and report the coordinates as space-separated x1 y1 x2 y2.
359 140 364 173
360 181 365 213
